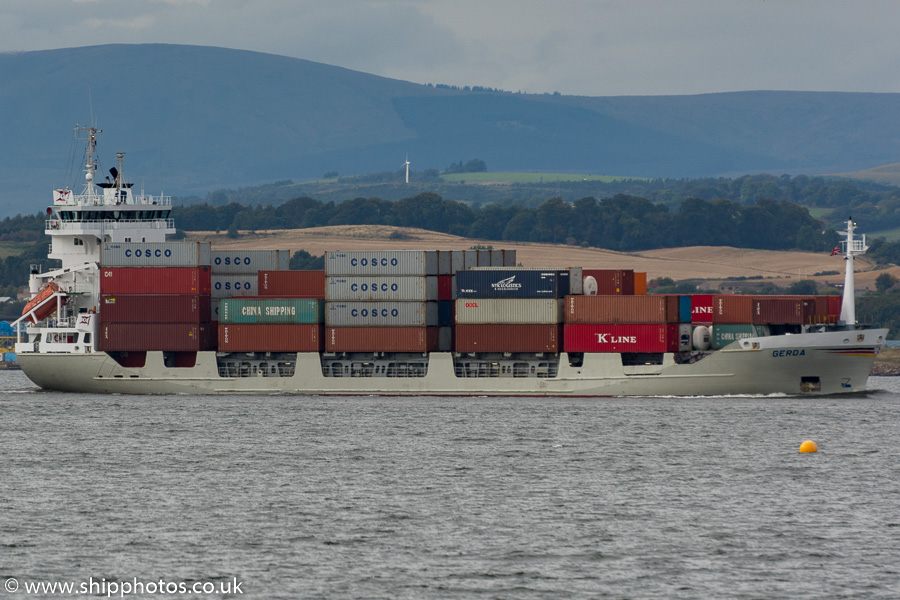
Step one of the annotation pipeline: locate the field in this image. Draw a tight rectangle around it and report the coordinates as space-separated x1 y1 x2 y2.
440 172 649 184
184 224 900 290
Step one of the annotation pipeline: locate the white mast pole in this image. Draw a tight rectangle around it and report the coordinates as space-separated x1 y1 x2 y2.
839 217 867 327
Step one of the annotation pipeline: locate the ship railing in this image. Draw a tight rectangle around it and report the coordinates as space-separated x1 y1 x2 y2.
64 192 173 207
46 218 175 231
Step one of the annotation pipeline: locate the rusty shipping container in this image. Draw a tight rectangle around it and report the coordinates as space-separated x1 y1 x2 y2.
258 270 325 298
211 249 290 273
582 269 635 295
99 294 211 323
711 295 754 324
455 298 562 324
324 326 439 352
325 250 438 276
564 295 679 324
218 323 323 352
99 267 211 295
454 324 561 353
99 323 214 351
563 324 680 353
752 297 815 325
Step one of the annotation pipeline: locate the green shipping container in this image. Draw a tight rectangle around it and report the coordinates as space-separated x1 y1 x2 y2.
220 298 324 324
710 324 767 349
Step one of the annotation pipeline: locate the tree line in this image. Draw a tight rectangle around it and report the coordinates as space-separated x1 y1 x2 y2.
172 193 838 252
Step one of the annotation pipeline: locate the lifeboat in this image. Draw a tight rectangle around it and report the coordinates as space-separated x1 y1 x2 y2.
22 282 67 324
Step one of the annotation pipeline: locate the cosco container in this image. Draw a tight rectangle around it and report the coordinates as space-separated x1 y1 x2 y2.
220 298 324 324
324 301 438 327
324 326 438 352
99 267 211 295
325 250 437 276
218 323 322 352
454 324 561 353
211 249 290 273
100 294 211 323
582 269 635 295
563 324 680 353
455 298 562 324
100 242 211 267
325 276 438 301
710 324 767 349
211 274 258 298
99 323 214 351
564 295 679 324
711 295 753 323
258 270 325 298
456 269 572 299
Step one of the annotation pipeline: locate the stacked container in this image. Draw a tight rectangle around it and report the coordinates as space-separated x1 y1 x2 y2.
98 242 214 352
210 250 290 320
563 294 681 353
218 297 324 352
454 267 577 353
324 250 445 352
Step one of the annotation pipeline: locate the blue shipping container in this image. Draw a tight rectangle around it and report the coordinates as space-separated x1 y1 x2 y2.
4 352 17 362
456 269 571 299
678 296 692 323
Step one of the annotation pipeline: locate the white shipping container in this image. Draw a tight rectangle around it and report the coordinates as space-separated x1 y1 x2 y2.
437 250 453 275
211 249 290 273
325 301 438 327
211 274 259 298
325 250 438 276
455 298 563 324
100 242 211 267
325 276 438 301
503 249 517 266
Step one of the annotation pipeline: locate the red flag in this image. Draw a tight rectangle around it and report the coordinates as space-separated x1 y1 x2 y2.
830 246 840 256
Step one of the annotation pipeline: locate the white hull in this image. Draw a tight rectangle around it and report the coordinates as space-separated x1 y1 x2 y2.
18 329 887 396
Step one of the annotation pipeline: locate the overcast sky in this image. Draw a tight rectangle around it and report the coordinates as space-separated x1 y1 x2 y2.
2 0 899 97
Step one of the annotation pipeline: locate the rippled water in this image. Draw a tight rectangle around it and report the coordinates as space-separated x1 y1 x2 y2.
2 369 900 599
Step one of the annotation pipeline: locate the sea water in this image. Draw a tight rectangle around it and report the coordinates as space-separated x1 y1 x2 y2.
2 369 899 599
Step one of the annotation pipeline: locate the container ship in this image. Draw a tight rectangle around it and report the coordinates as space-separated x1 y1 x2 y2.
12 127 888 396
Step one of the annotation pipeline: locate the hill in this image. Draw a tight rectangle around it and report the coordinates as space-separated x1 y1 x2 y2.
183 224 900 290
4 44 900 219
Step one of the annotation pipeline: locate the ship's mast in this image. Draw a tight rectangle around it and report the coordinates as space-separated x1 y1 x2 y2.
75 124 102 199
839 217 867 327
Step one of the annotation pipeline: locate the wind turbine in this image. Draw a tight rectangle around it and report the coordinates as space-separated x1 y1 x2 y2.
402 155 410 183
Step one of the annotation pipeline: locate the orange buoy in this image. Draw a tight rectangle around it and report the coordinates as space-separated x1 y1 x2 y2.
799 439 818 453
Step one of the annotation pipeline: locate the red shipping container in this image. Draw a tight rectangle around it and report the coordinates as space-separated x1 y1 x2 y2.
100 267 211 295
564 295 678 324
324 326 438 352
99 294 211 323
258 270 325 298
454 324 560 353
437 275 453 301
582 269 635 295
218 323 321 352
711 295 754 324
563 324 679 353
827 295 842 322
218 323 322 352
99 323 214 351
691 294 714 324
752 297 815 325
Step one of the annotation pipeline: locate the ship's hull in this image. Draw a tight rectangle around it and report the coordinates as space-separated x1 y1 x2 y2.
17 329 887 396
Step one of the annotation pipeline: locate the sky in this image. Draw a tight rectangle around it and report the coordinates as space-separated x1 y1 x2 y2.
2 0 900 97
